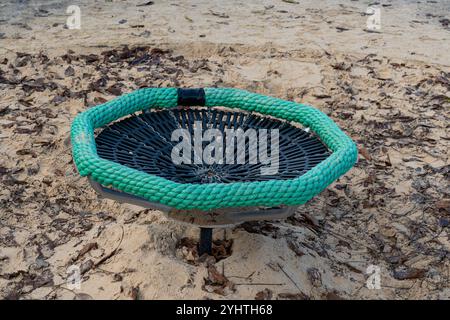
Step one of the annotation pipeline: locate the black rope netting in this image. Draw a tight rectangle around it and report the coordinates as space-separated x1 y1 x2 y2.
95 108 331 184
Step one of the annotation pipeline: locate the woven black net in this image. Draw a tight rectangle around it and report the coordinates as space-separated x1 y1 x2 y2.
95 108 331 184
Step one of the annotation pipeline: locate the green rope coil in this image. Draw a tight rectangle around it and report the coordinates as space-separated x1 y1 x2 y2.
71 88 357 210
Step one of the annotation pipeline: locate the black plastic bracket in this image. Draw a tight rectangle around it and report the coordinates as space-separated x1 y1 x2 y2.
177 88 205 106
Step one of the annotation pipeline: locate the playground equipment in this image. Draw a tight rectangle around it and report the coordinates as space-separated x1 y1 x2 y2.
71 88 357 255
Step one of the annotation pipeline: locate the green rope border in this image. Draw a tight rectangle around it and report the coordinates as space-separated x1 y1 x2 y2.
71 88 357 210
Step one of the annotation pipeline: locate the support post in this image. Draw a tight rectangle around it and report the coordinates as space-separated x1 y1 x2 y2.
198 228 213 256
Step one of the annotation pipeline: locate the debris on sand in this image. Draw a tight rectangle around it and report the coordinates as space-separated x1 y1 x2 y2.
0 41 448 299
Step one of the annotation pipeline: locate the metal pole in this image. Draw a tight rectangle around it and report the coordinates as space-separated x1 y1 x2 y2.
198 228 213 256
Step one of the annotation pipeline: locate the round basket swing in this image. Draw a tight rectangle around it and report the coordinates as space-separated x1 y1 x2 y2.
71 88 357 255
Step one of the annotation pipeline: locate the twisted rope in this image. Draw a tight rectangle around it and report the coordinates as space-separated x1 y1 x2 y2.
71 88 357 210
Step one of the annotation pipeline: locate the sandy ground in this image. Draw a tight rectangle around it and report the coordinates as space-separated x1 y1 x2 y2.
0 0 449 300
